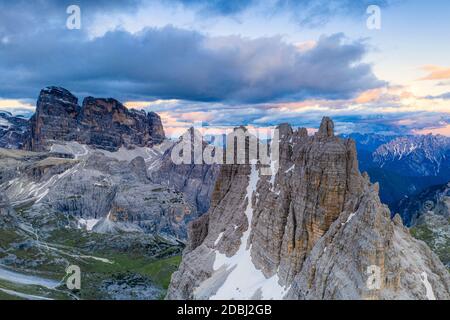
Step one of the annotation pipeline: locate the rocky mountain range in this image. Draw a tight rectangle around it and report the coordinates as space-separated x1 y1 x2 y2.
349 133 450 220
373 135 450 177
399 182 450 225
0 87 208 299
168 118 450 300
0 87 449 300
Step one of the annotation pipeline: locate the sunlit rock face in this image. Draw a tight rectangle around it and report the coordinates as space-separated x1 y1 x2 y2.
167 117 450 300
25 86 165 152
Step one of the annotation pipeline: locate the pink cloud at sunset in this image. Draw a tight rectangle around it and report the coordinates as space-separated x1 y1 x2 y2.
420 65 450 81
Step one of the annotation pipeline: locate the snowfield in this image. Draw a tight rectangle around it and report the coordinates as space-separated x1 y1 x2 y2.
210 161 289 300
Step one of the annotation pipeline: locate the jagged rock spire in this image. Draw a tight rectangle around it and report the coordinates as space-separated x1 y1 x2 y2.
276 123 293 137
297 127 308 137
167 116 450 300
317 116 334 138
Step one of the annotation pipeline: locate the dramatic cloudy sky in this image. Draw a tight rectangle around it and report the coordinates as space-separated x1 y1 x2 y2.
0 0 449 136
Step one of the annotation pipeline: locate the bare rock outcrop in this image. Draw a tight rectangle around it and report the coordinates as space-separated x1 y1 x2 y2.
167 117 450 300
25 87 165 152
0 146 194 239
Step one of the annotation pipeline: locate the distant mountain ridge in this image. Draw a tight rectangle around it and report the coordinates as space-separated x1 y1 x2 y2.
373 135 450 177
348 133 450 220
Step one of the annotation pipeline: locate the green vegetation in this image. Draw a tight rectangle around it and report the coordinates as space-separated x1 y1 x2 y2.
0 230 21 247
410 225 434 245
0 224 183 300
79 253 181 299
411 221 450 272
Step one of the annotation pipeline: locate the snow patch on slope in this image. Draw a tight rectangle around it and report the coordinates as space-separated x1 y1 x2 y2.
341 212 357 226
78 218 100 231
420 272 436 300
214 232 224 246
210 161 288 300
285 165 295 173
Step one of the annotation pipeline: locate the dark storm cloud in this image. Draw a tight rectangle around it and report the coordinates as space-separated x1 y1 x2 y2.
0 0 387 103
0 20 383 103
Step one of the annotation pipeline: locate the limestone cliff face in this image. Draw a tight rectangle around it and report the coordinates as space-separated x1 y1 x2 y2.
27 87 80 151
26 87 165 152
167 117 450 300
0 147 194 239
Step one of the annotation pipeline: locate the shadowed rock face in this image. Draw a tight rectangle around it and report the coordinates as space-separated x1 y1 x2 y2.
27 87 80 151
167 117 450 300
26 87 165 152
147 111 165 145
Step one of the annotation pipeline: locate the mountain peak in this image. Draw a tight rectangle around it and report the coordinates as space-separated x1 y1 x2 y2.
276 123 293 137
167 117 450 300
40 86 78 105
317 116 334 138
26 87 165 151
